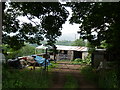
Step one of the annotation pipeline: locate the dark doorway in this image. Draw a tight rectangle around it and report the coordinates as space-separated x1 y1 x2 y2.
73 51 82 59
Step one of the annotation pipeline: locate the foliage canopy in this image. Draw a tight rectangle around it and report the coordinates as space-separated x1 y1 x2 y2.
67 2 120 60
67 2 120 87
71 39 86 46
68 2 120 48
2 2 69 50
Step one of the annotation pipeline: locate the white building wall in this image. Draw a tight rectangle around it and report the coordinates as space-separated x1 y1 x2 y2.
82 52 88 60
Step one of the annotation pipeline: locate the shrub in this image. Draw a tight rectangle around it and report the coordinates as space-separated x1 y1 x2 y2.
71 54 91 65
84 54 91 65
74 58 83 62
7 44 35 59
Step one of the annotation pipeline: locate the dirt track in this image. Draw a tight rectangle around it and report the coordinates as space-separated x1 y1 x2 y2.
49 61 98 89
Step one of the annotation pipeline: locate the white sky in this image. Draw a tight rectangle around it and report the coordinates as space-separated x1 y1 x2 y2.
17 7 80 41
57 7 80 41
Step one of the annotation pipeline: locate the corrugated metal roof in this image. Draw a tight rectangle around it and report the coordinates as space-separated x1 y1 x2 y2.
36 45 88 52
56 45 88 51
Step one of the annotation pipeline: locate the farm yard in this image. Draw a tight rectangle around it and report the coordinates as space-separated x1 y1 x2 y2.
49 61 98 89
2 60 99 89
2 1 120 89
2 47 118 89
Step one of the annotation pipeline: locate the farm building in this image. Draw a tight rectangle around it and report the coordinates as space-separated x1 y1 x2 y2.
56 45 88 60
35 45 88 61
91 48 115 69
91 49 106 68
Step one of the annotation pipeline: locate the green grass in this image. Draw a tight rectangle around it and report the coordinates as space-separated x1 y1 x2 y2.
2 65 52 88
70 62 82 65
98 69 118 88
64 74 78 89
2 61 59 88
57 59 71 62
80 66 118 89
80 66 98 84
48 62 58 69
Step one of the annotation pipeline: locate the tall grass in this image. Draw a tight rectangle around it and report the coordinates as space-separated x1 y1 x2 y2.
64 74 78 89
98 69 118 88
80 66 98 84
2 65 52 88
80 66 118 89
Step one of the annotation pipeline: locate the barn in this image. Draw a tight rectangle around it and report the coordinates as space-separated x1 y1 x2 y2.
55 45 88 60
35 45 88 61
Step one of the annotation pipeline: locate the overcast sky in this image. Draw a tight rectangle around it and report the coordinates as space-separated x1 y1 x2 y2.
17 7 80 41
57 7 80 41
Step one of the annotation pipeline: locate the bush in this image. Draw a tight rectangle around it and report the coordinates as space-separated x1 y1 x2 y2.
74 58 83 62
71 54 91 65
71 58 82 65
7 44 35 59
84 54 91 65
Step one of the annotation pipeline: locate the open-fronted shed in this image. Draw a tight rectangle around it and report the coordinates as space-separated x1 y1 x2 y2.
55 45 88 60
36 45 88 60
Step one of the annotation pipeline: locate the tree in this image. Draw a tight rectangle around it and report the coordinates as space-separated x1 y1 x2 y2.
71 39 86 46
67 2 120 58
56 40 73 46
6 44 35 59
2 2 69 50
67 2 120 87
